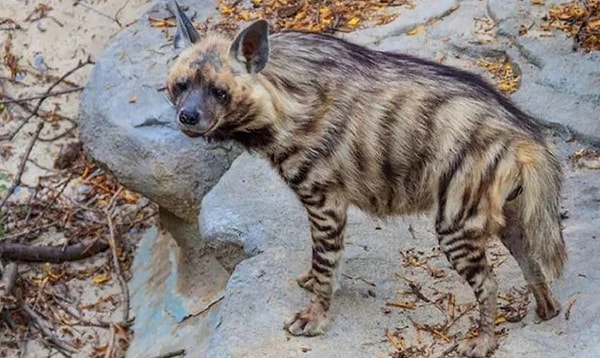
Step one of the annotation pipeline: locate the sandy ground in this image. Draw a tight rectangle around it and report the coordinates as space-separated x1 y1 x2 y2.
1 1 155 357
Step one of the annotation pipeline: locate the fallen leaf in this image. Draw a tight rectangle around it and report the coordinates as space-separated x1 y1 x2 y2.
385 330 408 350
518 24 529 35
386 301 416 309
407 25 426 36
347 17 360 27
92 275 110 285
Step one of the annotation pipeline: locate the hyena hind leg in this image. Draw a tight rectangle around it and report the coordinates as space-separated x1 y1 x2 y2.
499 202 561 320
438 226 498 357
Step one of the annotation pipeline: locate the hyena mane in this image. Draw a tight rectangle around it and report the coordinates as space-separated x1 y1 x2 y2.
167 3 566 357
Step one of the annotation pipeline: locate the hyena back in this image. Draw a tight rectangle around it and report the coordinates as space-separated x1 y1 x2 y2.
167 2 566 356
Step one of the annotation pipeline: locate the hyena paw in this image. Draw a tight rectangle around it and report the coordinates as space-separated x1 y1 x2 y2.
536 296 561 321
458 334 497 357
296 270 317 292
284 305 331 336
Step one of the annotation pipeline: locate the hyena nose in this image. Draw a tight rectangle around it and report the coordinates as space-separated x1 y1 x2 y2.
178 109 200 125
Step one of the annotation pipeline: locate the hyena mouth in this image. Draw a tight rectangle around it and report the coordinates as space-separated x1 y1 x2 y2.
181 129 203 138
179 121 218 138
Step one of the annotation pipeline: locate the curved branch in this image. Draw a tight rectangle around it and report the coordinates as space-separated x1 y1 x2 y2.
0 240 108 263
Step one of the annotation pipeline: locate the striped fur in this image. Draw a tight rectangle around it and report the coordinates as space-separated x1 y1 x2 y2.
166 7 566 357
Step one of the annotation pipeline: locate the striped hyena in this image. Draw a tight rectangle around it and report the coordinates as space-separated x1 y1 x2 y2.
166 1 567 356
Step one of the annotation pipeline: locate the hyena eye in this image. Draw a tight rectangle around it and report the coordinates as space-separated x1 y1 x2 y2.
175 80 188 93
210 86 229 105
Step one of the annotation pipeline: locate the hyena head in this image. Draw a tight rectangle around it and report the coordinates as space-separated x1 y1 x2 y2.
166 1 273 145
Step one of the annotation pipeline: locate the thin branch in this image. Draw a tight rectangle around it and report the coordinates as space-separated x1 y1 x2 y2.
0 88 82 105
5 221 57 243
0 57 93 141
1 262 18 296
22 303 77 354
74 0 123 27
0 240 109 263
150 349 186 358
2 93 76 125
114 0 131 27
104 324 116 358
0 122 44 211
105 210 129 323
31 176 72 226
38 125 77 142
436 343 458 358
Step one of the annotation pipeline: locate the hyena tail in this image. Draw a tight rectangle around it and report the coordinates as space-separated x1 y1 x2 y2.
515 140 567 280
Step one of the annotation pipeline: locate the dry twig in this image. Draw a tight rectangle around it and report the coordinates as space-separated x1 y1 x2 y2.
0 240 109 262
105 323 116 358
150 349 186 358
105 208 130 323
0 122 44 211
22 302 77 354
0 57 93 141
1 262 18 296
0 88 82 105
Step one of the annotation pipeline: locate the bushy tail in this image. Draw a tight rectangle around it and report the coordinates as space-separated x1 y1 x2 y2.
517 141 567 280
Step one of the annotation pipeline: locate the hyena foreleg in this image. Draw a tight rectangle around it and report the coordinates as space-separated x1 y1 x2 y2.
284 191 348 336
438 219 499 357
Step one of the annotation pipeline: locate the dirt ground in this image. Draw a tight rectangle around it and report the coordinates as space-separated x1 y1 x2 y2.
1 1 156 357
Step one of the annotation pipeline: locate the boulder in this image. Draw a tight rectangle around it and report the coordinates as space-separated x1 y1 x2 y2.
78 0 242 225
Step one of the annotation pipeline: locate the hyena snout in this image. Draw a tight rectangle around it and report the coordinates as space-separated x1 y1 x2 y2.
178 108 200 125
177 91 211 137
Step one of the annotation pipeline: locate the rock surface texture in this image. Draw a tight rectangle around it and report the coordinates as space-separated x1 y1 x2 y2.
80 0 600 357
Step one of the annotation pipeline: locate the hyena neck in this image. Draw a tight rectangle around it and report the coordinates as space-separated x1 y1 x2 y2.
241 74 313 160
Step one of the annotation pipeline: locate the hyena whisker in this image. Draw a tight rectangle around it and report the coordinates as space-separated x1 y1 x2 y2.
166 1 567 356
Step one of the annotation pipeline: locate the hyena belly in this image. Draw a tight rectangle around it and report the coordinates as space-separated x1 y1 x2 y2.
166 14 566 357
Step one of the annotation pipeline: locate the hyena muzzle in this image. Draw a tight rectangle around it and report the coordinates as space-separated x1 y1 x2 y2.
166 1 567 356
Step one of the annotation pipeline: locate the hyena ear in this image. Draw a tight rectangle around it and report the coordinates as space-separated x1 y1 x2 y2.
229 19 270 73
171 0 200 50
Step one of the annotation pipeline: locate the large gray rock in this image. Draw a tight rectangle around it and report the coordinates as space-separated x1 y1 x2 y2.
488 0 600 145
77 2 244 357
78 0 242 224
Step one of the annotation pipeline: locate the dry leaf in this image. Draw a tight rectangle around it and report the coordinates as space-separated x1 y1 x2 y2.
347 17 360 27
386 330 408 350
407 25 426 36
544 1 600 52
92 275 110 285
386 301 416 309
518 24 528 35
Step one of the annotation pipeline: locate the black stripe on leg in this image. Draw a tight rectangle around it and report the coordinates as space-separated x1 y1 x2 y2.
315 237 343 252
311 260 331 275
313 250 335 268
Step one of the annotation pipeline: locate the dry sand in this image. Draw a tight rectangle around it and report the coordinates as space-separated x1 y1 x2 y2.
1 1 156 357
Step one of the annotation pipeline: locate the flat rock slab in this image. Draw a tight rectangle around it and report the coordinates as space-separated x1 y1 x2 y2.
200 141 600 357
127 226 227 358
487 0 600 145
